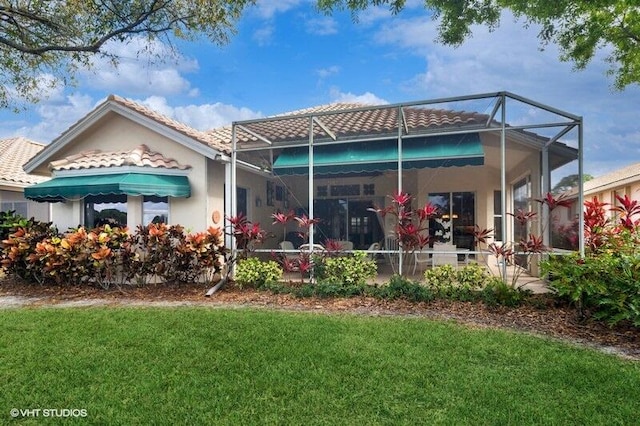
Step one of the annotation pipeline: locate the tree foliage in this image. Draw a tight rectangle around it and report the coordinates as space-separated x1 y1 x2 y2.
0 0 254 109
316 0 640 90
552 173 593 194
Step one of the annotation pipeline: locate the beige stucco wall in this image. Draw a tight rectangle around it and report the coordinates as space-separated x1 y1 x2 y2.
45 112 223 233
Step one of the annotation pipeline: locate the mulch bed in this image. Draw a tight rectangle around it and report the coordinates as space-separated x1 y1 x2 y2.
1 279 639 360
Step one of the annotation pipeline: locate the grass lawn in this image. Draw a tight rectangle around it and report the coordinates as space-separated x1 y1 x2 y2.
1 307 639 425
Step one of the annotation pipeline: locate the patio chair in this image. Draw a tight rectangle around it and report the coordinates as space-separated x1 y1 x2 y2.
384 236 399 264
431 243 458 268
365 242 380 262
412 249 431 275
299 243 325 253
279 240 296 261
340 240 354 251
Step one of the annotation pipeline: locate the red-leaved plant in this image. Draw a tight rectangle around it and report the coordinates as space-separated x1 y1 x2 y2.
472 192 573 288
369 191 438 273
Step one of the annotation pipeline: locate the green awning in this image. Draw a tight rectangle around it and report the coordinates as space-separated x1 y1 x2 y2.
272 134 484 176
25 173 190 202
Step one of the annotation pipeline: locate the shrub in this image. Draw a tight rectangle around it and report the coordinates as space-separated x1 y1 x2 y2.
542 253 640 326
1 222 225 287
317 251 377 287
123 223 225 285
234 257 283 289
1 218 58 283
375 274 434 303
314 281 367 298
423 264 491 301
481 277 530 307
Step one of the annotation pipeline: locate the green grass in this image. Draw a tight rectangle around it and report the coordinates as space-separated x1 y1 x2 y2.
1 307 639 425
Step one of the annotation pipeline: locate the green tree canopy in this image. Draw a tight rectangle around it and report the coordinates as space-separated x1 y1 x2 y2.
552 173 594 194
316 0 640 90
0 0 254 109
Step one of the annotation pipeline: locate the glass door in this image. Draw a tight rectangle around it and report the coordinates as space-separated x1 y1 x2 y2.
428 192 475 249
513 177 531 267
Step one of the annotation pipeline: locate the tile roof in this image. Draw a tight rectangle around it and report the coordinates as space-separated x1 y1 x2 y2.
49 144 192 171
207 102 488 147
0 137 48 186
584 161 640 194
106 95 229 153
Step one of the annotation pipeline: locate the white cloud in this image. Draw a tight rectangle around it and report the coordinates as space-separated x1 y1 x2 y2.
79 37 198 97
372 12 640 174
136 96 263 130
253 25 275 46
328 88 388 105
316 66 340 79
12 94 96 143
254 0 303 19
306 17 338 36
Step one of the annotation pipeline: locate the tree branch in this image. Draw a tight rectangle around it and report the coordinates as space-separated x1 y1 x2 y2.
0 0 183 55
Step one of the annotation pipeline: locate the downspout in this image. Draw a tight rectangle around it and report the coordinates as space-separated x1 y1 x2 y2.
207 135 238 297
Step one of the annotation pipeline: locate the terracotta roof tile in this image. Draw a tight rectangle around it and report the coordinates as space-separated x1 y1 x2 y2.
207 102 487 146
50 144 191 171
0 137 48 185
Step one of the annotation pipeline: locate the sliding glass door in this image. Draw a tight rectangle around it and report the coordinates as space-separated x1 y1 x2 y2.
428 192 475 249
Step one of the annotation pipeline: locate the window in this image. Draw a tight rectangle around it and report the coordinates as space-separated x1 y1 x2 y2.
237 187 248 217
493 191 502 241
143 196 168 224
1 201 28 218
84 194 127 228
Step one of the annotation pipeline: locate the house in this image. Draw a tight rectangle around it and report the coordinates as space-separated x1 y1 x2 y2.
24 92 583 273
551 161 640 249
583 161 640 210
24 95 229 233
0 137 50 221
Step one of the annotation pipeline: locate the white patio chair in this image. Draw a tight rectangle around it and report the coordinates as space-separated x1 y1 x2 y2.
412 249 431 275
365 242 380 262
431 243 458 268
279 240 296 261
384 236 399 264
340 240 354 251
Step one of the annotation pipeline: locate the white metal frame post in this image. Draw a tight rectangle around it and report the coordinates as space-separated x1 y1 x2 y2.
500 93 508 280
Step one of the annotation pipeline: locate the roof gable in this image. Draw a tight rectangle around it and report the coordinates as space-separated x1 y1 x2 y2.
23 95 226 175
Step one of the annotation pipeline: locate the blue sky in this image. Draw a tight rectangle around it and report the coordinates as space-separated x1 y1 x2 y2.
1 0 639 177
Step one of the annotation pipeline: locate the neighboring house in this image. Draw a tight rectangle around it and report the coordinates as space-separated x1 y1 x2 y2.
583 161 640 211
558 161 640 221
0 137 50 221
550 161 640 250
24 92 582 267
